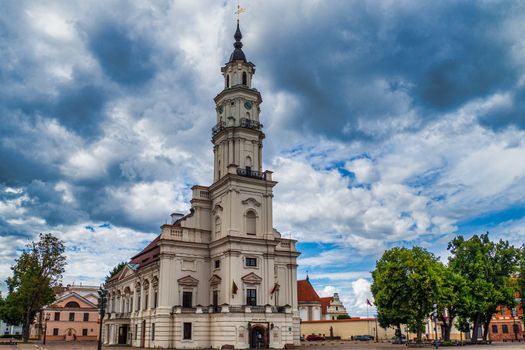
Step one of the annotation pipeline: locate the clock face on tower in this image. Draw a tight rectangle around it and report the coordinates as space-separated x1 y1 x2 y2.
244 101 252 110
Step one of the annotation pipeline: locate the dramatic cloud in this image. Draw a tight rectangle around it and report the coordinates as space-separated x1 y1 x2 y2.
1 0 524 316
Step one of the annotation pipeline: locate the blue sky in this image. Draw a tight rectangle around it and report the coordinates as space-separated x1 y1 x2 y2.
1 0 525 317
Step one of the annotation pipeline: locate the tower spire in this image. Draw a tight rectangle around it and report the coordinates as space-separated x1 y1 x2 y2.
229 7 247 63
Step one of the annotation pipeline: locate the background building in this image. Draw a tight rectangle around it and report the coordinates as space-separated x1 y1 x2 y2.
298 278 348 321
102 21 300 349
32 284 100 342
489 292 524 341
0 320 22 336
301 318 396 341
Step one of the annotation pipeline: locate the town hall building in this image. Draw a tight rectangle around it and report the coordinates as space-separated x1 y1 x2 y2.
103 21 301 349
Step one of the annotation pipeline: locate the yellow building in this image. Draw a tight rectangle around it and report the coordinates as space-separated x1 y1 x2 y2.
301 318 397 341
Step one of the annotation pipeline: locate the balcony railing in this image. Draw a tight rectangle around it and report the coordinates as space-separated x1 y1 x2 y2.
237 167 266 180
240 118 262 130
212 118 263 136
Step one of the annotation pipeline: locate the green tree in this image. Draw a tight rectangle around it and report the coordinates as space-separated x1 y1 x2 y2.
448 233 518 342
435 266 467 341
337 314 351 319
105 261 127 284
0 233 66 342
372 246 442 342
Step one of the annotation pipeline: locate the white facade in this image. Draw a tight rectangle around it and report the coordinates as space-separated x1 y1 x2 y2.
103 21 300 349
323 293 349 320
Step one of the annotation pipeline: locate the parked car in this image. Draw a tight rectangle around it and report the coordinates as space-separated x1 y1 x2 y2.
392 334 407 344
306 334 326 341
354 335 374 341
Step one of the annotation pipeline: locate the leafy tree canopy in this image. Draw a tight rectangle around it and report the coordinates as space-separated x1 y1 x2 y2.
0 233 66 342
372 246 443 342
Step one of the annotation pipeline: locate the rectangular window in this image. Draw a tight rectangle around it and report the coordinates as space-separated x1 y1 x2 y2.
245 257 257 267
144 294 148 309
69 312 75 321
137 296 141 311
53 328 59 336
135 325 138 340
213 290 219 306
151 323 155 340
182 291 193 308
214 259 220 269
83 313 89 321
183 322 192 340
54 312 60 321
492 325 498 333
130 297 133 312
246 288 257 306
502 325 509 333
154 291 158 308
82 329 88 336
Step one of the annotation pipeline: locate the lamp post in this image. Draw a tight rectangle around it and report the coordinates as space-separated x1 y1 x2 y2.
43 313 50 345
97 286 108 350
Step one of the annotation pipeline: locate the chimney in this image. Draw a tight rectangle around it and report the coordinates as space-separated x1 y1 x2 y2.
170 212 184 224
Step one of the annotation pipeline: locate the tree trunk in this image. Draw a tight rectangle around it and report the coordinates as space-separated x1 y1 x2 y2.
471 315 480 343
482 319 490 341
23 312 30 343
417 322 422 343
444 319 452 341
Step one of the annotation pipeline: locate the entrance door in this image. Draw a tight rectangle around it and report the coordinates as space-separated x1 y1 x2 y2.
213 290 219 311
118 325 128 344
141 320 146 347
250 326 268 348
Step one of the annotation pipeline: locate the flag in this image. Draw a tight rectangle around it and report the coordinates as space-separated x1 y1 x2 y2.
232 281 238 294
367 299 374 307
271 283 280 294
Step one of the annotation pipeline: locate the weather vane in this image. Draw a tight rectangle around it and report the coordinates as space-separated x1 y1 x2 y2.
235 2 246 20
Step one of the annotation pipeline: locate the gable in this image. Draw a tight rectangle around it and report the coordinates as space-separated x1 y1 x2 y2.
209 274 222 286
241 272 262 284
111 264 136 282
52 292 98 309
178 275 199 286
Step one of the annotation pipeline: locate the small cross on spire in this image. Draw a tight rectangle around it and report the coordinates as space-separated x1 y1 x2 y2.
235 2 246 20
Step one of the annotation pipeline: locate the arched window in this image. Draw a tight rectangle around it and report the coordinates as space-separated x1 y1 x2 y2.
215 216 221 237
246 211 256 235
65 301 80 308
226 75 230 88
245 156 252 168
242 72 247 85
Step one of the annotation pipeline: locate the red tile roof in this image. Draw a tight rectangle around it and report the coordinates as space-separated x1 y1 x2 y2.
319 296 332 315
130 235 161 269
297 279 321 303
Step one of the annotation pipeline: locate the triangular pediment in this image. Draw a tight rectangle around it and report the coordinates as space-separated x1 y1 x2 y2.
241 272 263 284
209 274 222 286
242 197 261 207
113 264 136 281
178 275 199 286
51 292 98 309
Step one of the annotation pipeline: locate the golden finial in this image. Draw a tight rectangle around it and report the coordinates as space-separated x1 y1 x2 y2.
235 2 246 20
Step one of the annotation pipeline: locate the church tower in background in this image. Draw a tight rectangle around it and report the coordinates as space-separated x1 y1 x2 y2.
103 19 301 349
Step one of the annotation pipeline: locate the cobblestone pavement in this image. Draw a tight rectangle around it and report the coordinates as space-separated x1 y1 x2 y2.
10 341 525 350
